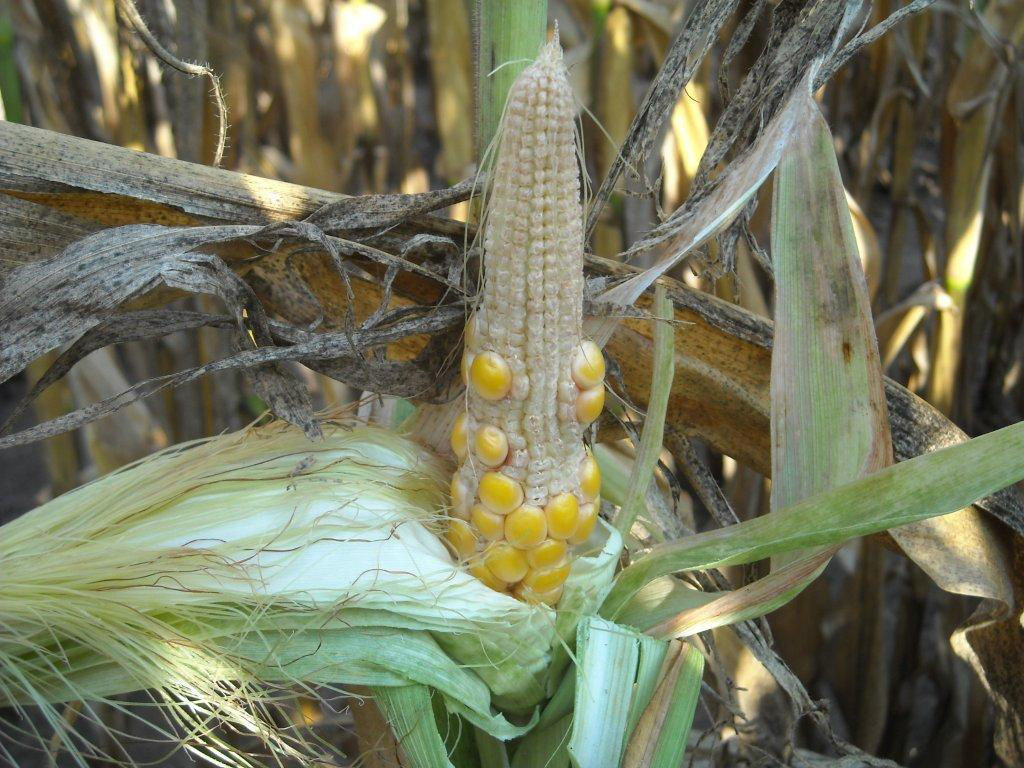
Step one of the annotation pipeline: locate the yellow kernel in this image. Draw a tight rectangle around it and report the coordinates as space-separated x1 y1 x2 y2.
526 538 567 569
571 340 606 389
445 518 478 560
522 561 571 593
576 385 605 425
504 505 547 549
450 473 470 518
580 454 601 501
484 543 529 584
461 352 474 386
570 501 599 545
451 412 469 459
470 351 512 401
474 425 509 467
545 493 580 540
478 472 523 515
514 583 563 606
470 561 508 591
471 503 505 541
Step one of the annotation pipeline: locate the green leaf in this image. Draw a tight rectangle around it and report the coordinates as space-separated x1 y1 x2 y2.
613 285 674 536
602 419 1024 619
770 102 892 546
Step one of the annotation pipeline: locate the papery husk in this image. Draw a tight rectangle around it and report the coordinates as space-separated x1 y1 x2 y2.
0 417 620 763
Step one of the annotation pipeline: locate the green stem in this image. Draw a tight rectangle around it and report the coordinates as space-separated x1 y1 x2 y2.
474 0 547 162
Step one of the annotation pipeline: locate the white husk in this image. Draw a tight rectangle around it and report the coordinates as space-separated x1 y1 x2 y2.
0 418 620 764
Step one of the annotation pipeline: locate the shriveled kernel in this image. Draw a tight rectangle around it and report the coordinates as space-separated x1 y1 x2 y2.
450 473 470 518
571 340 606 389
471 504 505 541
504 505 547 549
470 352 512 401
478 472 524 515
526 538 567 569
580 454 601 501
474 425 509 467
451 412 469 459
575 385 605 425
470 561 508 591
522 560 571 593
461 352 474 386
515 583 564 606
445 518 478 560
465 314 479 349
569 501 598 545
484 543 529 583
545 493 580 540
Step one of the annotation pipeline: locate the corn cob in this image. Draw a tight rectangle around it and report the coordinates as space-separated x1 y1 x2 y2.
446 39 606 605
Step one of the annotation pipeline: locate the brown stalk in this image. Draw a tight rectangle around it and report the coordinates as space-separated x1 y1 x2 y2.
0 120 1021 533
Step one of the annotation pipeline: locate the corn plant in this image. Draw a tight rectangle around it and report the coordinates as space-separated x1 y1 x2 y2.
1 2 1024 768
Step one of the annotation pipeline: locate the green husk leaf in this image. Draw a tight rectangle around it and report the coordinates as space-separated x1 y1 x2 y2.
543 520 625 694
511 714 572 768
625 635 670 738
0 421 552 763
375 684 453 768
568 617 666 768
622 642 704 768
593 443 631 508
474 729 510 768
569 617 640 768
537 667 576 729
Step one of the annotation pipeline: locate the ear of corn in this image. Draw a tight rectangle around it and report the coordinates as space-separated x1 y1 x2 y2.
0 421 543 761
0 414 624 766
450 38 608 605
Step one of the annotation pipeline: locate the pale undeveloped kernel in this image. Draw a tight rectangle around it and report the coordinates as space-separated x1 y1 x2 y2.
514 582 563 606
450 473 470 518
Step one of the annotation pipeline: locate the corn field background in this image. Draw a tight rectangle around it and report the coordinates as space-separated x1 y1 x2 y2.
0 0 1022 766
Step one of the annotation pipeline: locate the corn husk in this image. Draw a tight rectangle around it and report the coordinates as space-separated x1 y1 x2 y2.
0 418 621 764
